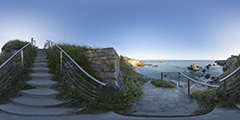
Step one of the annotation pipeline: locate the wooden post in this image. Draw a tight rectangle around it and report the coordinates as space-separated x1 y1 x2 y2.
31 37 33 47
60 51 63 73
98 85 102 101
188 79 190 95
21 50 24 69
223 80 227 100
178 73 180 86
161 72 163 86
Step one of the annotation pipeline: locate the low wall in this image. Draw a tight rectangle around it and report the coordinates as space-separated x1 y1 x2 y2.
84 47 120 82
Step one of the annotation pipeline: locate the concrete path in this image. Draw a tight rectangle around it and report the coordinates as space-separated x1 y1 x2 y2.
0 49 75 116
129 81 199 116
0 107 239 120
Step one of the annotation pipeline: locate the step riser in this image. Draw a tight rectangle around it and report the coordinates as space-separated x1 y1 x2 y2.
33 63 48 67
30 76 53 80
20 91 58 99
31 69 49 73
26 83 57 88
35 56 47 59
11 98 64 107
34 59 48 63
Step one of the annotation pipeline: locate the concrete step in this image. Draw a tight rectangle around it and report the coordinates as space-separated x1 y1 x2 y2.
34 59 48 63
31 67 50 73
35 55 47 58
26 79 57 88
33 63 48 67
11 96 65 107
29 73 53 80
20 88 59 98
0 103 76 116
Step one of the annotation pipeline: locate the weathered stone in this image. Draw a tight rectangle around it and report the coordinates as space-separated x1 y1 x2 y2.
84 47 120 82
101 56 108 60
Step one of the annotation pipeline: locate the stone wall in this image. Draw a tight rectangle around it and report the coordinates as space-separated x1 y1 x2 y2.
84 47 120 82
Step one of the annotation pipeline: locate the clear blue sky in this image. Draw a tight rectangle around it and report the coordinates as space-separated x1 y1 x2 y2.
0 0 240 60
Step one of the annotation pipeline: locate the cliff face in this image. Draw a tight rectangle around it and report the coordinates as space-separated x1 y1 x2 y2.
216 55 240 75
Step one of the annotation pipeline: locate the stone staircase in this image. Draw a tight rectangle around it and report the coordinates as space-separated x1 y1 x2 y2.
0 49 77 116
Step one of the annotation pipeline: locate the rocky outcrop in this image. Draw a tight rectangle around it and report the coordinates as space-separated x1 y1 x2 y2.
215 60 227 66
121 56 145 67
188 64 199 71
215 55 238 71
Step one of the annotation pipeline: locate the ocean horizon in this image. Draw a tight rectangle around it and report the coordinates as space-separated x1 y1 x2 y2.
135 60 224 86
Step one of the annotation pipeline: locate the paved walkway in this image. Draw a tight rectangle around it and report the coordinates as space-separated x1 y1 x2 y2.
129 81 199 116
0 107 239 120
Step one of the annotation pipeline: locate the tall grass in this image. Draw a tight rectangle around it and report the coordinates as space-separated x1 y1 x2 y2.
0 40 37 104
47 44 145 113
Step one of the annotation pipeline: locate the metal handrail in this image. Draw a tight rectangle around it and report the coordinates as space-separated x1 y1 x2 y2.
0 43 31 69
179 72 219 88
219 67 240 82
48 41 106 86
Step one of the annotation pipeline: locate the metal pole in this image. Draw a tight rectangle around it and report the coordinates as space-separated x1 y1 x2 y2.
60 51 63 73
161 72 163 86
31 37 33 47
178 73 180 86
188 79 190 95
21 50 24 69
34 40 36 47
223 80 227 100
98 85 102 101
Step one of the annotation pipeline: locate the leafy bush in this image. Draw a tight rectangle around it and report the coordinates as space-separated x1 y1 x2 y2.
191 89 218 115
1 39 28 52
151 79 176 88
47 44 145 113
120 58 146 84
0 40 36 103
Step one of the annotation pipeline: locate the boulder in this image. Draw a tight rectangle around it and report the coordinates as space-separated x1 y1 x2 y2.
188 64 198 71
205 74 211 79
153 65 158 67
215 60 227 66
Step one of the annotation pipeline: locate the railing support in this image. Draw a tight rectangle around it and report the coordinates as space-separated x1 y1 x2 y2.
188 79 190 95
60 51 63 73
21 50 24 69
161 72 163 86
223 80 227 100
31 37 34 47
98 85 102 101
178 73 180 86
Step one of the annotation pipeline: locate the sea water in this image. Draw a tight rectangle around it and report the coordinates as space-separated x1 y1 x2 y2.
135 60 223 86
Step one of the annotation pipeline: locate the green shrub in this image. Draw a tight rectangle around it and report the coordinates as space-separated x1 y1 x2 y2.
0 40 37 103
151 79 176 88
191 89 218 115
1 39 28 51
47 44 145 113
120 59 146 84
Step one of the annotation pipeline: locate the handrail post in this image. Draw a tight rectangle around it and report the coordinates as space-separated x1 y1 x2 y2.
178 73 180 86
60 51 63 73
98 85 102 101
223 80 227 100
31 37 33 48
188 79 190 95
161 72 163 86
21 50 24 70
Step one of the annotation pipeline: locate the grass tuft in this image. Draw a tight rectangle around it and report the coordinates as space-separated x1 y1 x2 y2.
151 79 176 88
